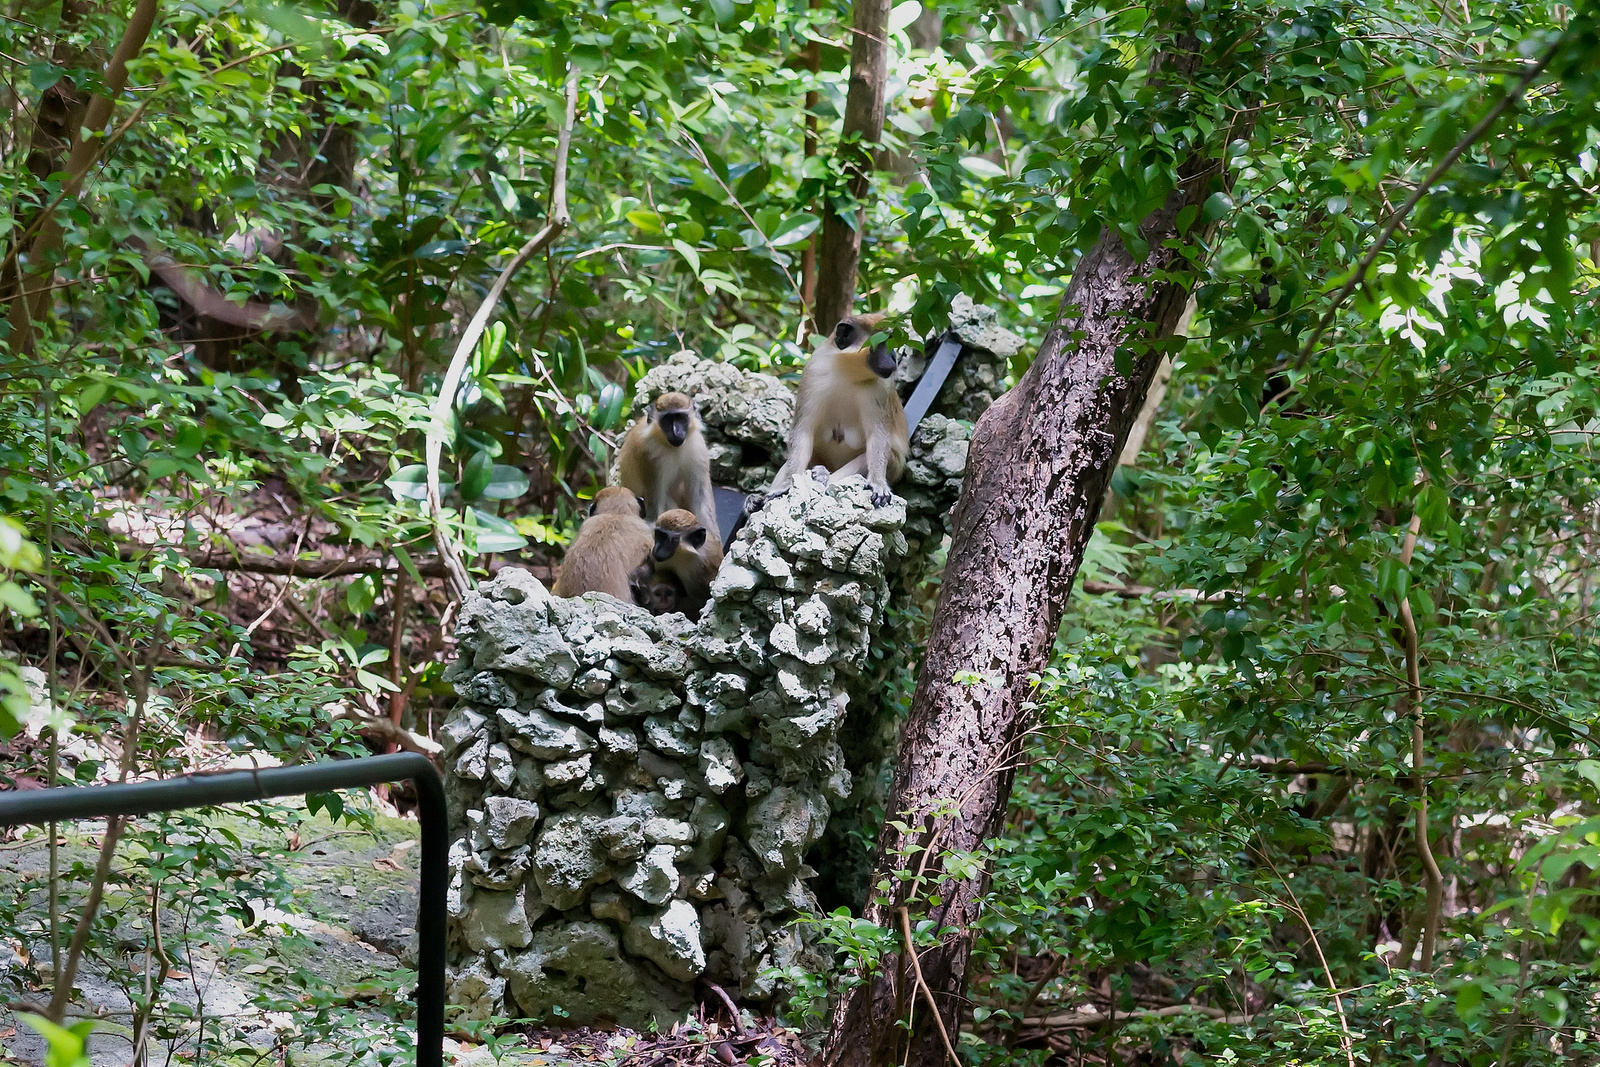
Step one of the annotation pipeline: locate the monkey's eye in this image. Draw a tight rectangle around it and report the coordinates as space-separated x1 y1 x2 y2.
587 499 598 516
635 495 646 514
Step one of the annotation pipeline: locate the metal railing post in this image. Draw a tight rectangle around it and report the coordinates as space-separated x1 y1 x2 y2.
0 753 447 1067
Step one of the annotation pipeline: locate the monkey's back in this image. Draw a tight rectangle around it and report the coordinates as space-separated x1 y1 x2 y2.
552 513 653 602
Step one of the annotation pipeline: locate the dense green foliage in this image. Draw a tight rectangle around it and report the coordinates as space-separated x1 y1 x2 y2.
3 0 1600 1061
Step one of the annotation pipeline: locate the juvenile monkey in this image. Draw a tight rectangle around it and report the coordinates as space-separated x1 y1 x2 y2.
618 392 719 537
552 487 654 603
767 313 909 507
651 509 722 619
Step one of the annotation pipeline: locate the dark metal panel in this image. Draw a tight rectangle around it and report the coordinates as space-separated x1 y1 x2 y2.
902 331 965 434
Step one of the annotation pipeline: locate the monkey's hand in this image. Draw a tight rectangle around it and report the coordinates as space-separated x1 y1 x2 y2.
869 483 894 508
809 465 831 485
743 492 766 514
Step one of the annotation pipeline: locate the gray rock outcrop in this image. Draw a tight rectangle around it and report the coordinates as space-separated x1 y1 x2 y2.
443 305 1015 1027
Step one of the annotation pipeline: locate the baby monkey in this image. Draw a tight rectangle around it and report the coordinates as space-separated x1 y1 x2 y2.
768 312 908 507
650 509 722 619
552 487 654 603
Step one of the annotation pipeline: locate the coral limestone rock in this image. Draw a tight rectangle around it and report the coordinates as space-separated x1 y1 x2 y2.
444 305 1013 1024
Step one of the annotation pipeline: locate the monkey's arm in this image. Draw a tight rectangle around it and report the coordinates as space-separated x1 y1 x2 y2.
768 412 814 497
863 421 896 507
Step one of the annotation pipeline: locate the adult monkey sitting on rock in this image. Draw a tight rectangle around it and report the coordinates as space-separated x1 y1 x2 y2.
767 313 909 507
617 391 720 541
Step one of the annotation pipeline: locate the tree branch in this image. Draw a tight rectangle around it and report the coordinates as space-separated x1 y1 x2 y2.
1293 32 1566 370
1398 512 1445 970
428 64 579 601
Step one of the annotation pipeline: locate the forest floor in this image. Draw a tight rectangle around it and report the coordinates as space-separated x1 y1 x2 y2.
0 802 575 1066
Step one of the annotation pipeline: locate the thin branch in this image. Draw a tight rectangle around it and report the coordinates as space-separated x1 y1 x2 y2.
898 907 960 1067
428 64 579 601
1021 1004 1251 1029
118 544 451 578
1398 512 1445 970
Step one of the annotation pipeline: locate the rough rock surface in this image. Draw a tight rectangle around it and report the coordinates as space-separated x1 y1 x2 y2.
445 306 1014 1026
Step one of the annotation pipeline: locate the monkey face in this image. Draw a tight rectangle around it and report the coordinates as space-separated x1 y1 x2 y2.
867 341 896 379
655 409 690 447
653 523 707 561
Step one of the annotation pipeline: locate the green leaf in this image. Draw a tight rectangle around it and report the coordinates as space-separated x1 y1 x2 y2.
386 464 453 502
594 383 627 430
460 450 494 502
734 164 770 200
346 575 377 615
672 239 701 276
19 1014 93 1067
1202 192 1234 223
626 209 664 234
0 580 40 618
1417 484 1450 533
479 464 530 500
172 423 205 459
960 156 1007 180
888 0 922 34
769 214 820 248
467 508 528 554
488 171 520 214
393 545 425 587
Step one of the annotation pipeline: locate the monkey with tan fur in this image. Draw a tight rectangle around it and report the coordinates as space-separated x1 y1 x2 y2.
767 313 908 507
650 509 722 619
552 487 655 603
617 392 720 541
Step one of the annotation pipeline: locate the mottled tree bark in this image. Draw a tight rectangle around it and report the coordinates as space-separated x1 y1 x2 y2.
811 0 891 336
823 49 1235 1067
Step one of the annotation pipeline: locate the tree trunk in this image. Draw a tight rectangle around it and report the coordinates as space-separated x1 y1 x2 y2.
811 0 891 335
6 0 161 352
822 55 1234 1067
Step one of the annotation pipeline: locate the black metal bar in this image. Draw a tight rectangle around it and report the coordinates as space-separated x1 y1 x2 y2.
902 331 965 434
0 753 446 1067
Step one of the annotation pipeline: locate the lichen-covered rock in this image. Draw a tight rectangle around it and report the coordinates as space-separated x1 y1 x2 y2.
623 900 706 982
444 301 1015 1027
446 960 506 1023
501 921 692 1026
531 812 611 909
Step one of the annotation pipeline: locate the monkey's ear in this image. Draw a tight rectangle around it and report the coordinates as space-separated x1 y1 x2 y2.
833 320 858 349
687 527 707 550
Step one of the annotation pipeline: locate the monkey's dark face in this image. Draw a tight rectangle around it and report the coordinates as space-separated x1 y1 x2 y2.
831 317 896 379
867 342 896 379
653 525 707 561
655 409 690 447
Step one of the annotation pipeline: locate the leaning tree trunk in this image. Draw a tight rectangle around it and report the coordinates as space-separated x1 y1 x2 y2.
811 0 891 335
822 44 1239 1067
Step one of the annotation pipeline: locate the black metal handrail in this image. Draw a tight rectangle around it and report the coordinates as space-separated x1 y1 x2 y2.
0 752 446 1067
